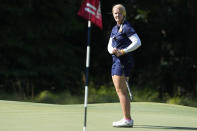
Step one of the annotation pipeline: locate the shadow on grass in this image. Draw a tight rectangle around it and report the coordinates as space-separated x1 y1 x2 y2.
134 125 197 130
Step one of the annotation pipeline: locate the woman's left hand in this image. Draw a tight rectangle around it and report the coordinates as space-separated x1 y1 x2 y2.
115 49 125 57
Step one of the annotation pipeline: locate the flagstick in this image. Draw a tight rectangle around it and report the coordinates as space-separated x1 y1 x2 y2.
83 20 91 131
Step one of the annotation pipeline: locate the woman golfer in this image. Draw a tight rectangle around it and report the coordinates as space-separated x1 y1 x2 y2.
107 4 141 127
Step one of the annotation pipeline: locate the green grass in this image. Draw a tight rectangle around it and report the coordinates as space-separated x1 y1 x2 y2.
0 100 197 131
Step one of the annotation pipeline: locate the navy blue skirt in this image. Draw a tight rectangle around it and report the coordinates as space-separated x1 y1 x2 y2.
111 54 134 77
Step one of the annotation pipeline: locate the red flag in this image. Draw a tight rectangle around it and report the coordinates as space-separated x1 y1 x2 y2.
78 0 103 29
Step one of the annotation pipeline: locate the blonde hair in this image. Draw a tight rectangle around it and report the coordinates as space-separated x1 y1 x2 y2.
112 4 126 32
112 4 126 18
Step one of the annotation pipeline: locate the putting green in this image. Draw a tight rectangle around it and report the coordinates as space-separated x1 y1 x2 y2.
0 100 197 131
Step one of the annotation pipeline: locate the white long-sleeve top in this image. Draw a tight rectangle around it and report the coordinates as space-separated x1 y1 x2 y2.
107 33 141 54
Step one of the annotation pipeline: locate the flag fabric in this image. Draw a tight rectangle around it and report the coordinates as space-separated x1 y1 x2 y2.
78 0 103 29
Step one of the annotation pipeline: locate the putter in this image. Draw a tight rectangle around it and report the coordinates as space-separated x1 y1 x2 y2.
125 79 133 101
121 64 133 102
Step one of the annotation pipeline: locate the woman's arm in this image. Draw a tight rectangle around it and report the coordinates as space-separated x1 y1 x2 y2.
122 33 141 53
108 38 119 55
107 38 114 54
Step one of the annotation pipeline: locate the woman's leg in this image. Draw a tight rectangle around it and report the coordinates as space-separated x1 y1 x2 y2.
112 75 131 119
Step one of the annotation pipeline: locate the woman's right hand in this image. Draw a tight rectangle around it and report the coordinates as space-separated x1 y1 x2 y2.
112 48 118 54
112 48 125 57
